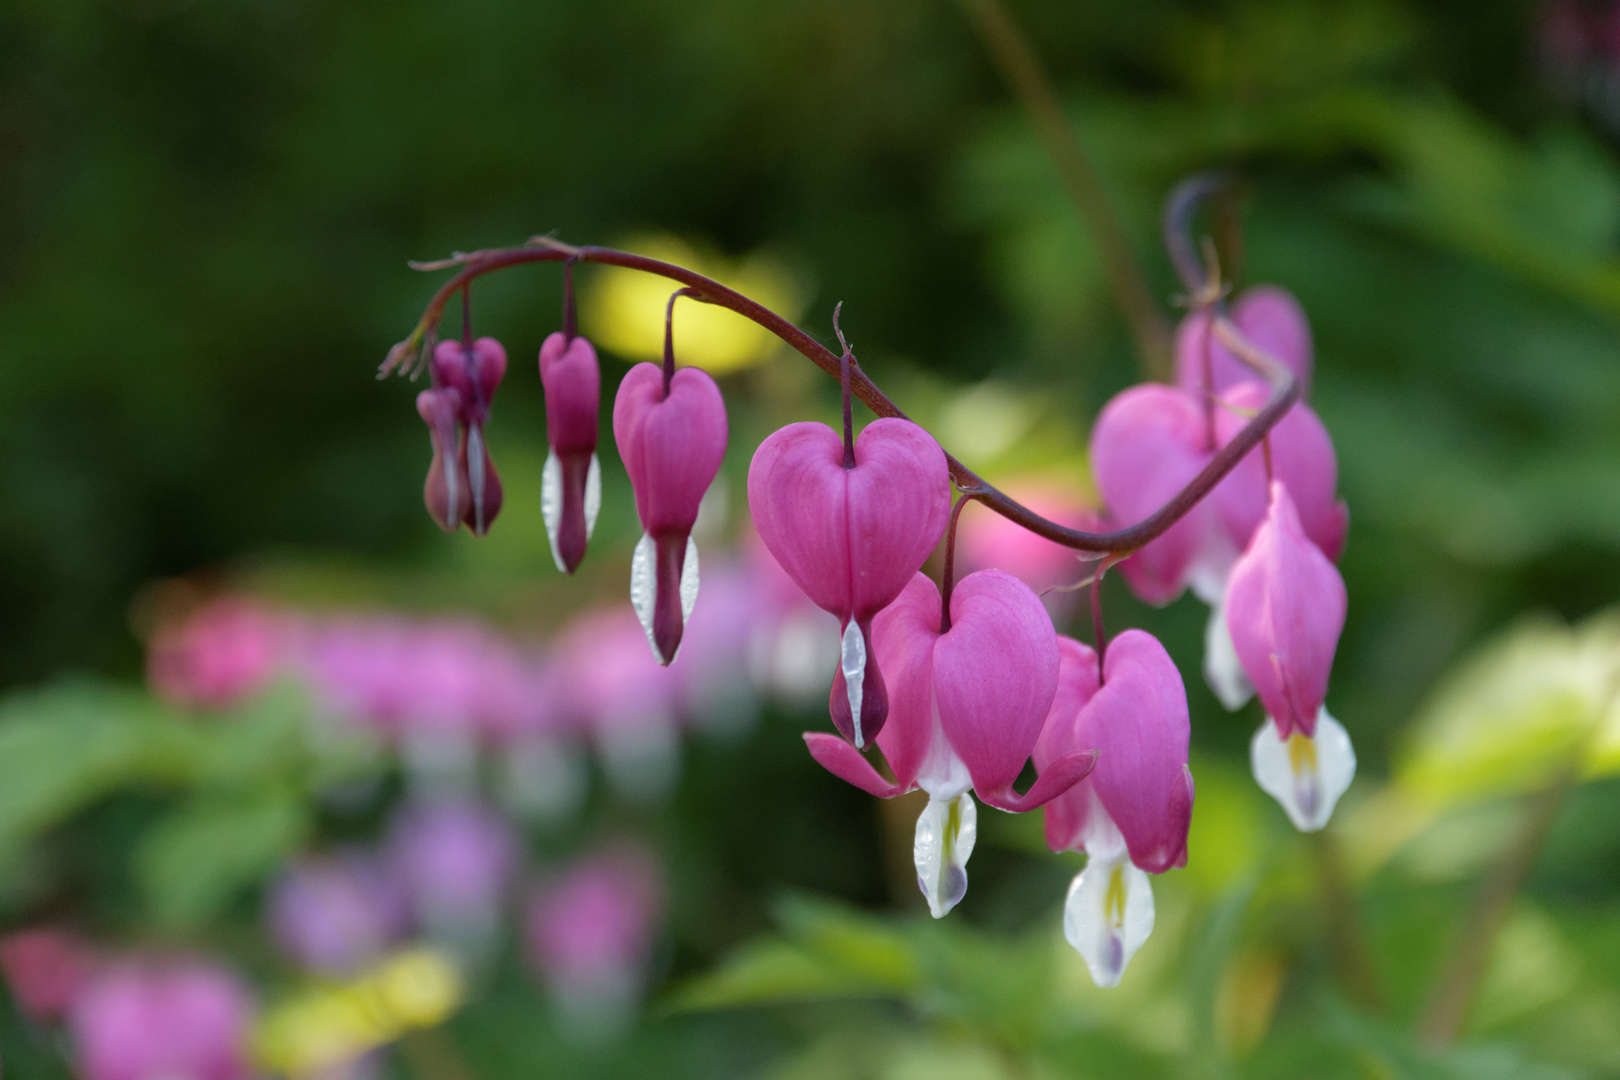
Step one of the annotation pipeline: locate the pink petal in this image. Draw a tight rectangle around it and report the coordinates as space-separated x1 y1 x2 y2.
1212 382 1345 560
803 733 907 798
932 570 1060 796
1174 285 1312 398
1225 483 1347 739
1090 384 1218 605
980 748 1098 814
1075 630 1194 873
871 572 946 790
1033 636 1103 851
747 418 949 621
612 364 728 535
539 332 601 454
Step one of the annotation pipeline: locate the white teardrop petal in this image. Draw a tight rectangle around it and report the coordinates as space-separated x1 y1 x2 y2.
1250 707 1356 832
630 532 659 659
914 792 977 919
841 620 867 748
466 424 488 533
1204 596 1255 711
679 536 700 626
541 450 566 572
1063 857 1155 988
583 452 602 540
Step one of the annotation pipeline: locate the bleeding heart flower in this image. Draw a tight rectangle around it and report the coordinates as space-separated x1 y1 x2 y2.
1034 632 1193 987
539 332 603 574
423 338 508 536
1089 384 1230 606
71 959 255 1080
747 417 950 747
613 363 728 665
1174 285 1312 398
803 570 1096 917
1226 481 1355 831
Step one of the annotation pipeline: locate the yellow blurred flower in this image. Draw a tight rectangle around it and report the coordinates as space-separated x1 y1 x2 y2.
581 234 807 375
254 948 464 1077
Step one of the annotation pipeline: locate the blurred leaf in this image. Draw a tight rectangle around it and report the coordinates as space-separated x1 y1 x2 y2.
0 680 202 852
134 784 308 927
1398 611 1620 807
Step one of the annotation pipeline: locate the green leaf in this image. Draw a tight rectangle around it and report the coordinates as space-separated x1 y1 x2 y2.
134 785 309 927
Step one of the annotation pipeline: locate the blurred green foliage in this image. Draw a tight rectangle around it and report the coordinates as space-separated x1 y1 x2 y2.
7 0 1620 1076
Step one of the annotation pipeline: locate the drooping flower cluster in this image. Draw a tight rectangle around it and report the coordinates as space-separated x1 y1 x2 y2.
1091 285 1356 833
376 182 1356 988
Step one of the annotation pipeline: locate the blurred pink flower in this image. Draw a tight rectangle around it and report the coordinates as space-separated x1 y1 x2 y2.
0 927 96 1022
147 597 287 710
526 842 663 1030
267 851 407 976
385 797 519 938
957 485 1097 612
70 959 254 1080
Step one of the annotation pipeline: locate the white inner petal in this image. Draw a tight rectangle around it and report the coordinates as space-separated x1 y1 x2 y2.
1204 594 1255 711
630 532 659 659
1063 856 1155 989
915 688 972 801
541 450 565 572
1250 706 1357 832
583 452 602 540
914 791 977 919
840 620 867 748
679 535 700 625
467 424 487 532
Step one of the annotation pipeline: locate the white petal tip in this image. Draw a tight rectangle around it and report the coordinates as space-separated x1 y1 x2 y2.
541 450 566 573
1063 859 1154 989
629 533 700 665
914 793 977 919
1205 595 1254 712
1250 708 1356 832
840 620 867 748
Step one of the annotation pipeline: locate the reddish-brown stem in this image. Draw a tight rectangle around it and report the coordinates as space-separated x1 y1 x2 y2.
460 283 472 351
386 180 1290 552
833 302 856 470
940 492 973 634
663 287 693 397
562 258 578 340
1091 559 1110 671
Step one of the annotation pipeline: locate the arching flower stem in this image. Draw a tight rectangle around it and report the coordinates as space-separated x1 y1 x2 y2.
939 491 974 634
386 179 1290 554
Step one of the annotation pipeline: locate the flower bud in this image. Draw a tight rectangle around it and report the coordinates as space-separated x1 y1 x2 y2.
747 417 949 747
1227 482 1355 832
427 338 507 536
539 332 603 573
612 363 728 665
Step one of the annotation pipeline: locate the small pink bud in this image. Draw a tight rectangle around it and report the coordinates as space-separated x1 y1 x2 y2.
1090 384 1228 604
70 959 254 1080
747 417 950 747
417 388 467 533
1174 285 1312 397
613 363 728 665
539 332 603 574
1225 482 1347 740
429 338 508 536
